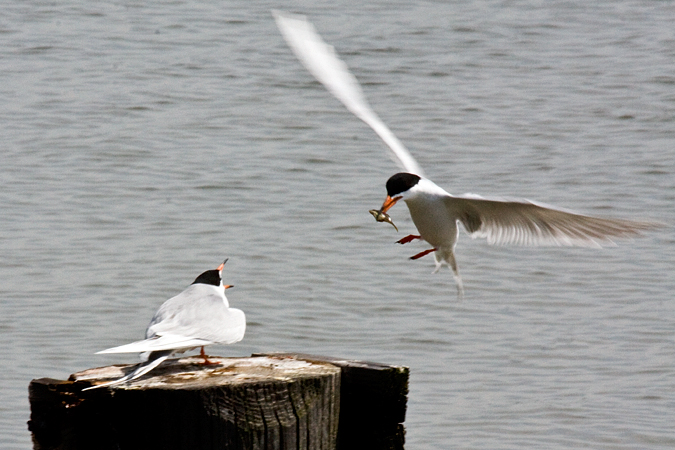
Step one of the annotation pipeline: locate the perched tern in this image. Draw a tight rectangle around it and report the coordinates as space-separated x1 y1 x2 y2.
274 11 661 295
84 260 246 390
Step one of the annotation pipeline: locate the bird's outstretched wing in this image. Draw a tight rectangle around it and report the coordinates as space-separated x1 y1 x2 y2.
273 10 425 177
447 194 660 247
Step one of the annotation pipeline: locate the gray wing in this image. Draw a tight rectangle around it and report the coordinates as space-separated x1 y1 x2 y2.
148 290 246 346
446 194 660 247
273 10 425 177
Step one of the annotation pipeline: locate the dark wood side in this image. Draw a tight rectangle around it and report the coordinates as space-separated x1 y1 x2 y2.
256 353 409 450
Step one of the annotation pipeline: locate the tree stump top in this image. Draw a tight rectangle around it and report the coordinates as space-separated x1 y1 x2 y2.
70 355 341 390
30 354 408 450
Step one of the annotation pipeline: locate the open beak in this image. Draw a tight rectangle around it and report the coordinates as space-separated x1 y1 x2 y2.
380 195 401 214
217 259 228 271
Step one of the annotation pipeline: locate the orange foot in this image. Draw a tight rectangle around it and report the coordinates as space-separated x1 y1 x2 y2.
410 248 437 260
199 346 219 365
397 234 421 244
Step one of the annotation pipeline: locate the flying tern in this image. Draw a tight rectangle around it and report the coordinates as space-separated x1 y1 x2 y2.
273 11 661 295
84 260 246 390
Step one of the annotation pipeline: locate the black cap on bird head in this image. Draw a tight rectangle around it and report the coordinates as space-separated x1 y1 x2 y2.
192 259 228 287
386 173 421 197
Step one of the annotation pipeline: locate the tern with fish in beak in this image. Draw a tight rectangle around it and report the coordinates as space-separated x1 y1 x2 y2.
274 11 662 296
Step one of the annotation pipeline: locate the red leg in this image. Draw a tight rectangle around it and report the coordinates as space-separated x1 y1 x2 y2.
199 346 218 365
410 248 437 260
397 234 421 244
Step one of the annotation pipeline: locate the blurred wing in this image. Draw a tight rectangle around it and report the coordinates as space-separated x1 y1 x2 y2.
273 10 425 177
447 194 660 247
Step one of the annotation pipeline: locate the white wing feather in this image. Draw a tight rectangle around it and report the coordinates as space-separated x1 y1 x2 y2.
447 194 659 247
95 335 215 354
97 284 246 355
96 307 246 354
273 10 425 177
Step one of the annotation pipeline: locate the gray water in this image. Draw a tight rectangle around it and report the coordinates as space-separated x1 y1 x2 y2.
2 1 674 448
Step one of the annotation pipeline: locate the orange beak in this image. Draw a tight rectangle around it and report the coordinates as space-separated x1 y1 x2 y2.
380 195 402 214
217 259 228 271
224 284 234 290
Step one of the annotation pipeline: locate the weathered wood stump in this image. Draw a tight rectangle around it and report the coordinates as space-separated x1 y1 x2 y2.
28 353 408 450
257 353 408 450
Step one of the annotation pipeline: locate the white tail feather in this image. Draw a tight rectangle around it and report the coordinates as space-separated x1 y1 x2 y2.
82 354 170 391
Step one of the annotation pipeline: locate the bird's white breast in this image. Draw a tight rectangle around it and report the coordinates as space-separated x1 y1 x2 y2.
405 195 459 249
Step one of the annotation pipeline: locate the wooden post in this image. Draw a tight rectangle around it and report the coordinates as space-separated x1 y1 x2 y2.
28 354 408 450
257 353 408 450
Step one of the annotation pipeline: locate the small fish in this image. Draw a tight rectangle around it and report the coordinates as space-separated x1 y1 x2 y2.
369 209 398 232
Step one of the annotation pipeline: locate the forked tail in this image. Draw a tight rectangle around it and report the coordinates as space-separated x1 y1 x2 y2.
434 248 464 297
82 351 172 391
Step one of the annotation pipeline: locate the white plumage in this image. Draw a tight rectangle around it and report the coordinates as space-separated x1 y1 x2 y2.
274 11 661 295
85 260 245 390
